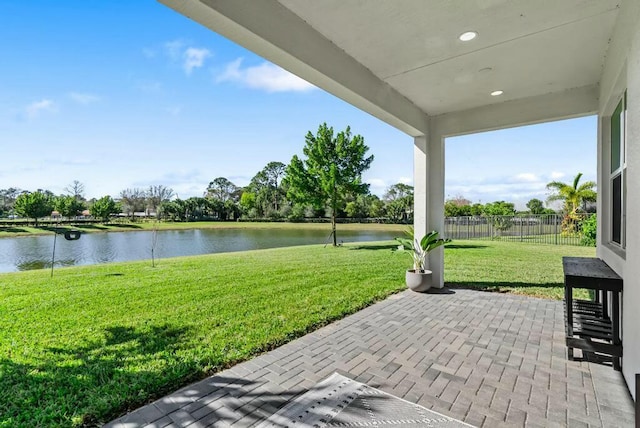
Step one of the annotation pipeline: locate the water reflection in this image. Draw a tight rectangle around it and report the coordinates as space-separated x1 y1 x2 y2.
16 260 50 271
0 228 397 273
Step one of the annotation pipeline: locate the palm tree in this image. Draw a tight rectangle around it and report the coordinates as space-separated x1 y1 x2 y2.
546 173 597 215
546 173 597 235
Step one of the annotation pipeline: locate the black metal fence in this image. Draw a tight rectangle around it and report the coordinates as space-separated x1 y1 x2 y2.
444 214 594 246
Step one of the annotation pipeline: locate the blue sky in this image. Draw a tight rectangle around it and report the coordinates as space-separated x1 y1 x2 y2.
1 1 596 209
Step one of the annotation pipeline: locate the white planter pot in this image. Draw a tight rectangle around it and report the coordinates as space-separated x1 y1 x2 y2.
405 269 432 292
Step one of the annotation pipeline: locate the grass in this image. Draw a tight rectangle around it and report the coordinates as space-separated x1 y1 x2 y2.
0 240 595 426
0 221 406 238
445 241 595 299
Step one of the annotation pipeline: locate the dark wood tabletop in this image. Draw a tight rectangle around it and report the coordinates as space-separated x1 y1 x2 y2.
562 257 623 291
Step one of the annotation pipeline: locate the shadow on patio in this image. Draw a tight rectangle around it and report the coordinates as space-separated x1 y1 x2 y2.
107 289 634 427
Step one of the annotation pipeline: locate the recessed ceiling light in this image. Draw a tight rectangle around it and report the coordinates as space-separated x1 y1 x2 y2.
459 31 477 42
491 90 504 96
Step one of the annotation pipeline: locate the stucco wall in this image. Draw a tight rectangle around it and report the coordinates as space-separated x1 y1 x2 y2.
598 0 640 401
622 6 640 402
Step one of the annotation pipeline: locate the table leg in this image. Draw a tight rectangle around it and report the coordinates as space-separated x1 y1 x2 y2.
565 281 574 361
612 291 621 371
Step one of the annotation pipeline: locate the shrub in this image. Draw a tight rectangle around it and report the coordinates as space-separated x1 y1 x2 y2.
580 214 597 246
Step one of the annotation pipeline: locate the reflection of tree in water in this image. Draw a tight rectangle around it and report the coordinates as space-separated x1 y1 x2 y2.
16 258 76 271
1 324 191 426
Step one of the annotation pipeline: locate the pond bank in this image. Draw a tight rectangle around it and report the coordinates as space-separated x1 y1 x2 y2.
0 220 407 239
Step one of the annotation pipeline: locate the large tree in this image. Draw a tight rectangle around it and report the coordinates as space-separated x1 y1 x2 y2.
247 161 288 217
257 162 287 212
0 188 23 215
64 180 86 201
384 183 414 202
146 185 174 214
483 200 516 216
261 161 286 211
482 201 516 236
546 173 597 215
206 177 239 203
119 188 147 218
526 198 545 214
90 196 120 222
285 123 373 246
444 195 478 217
345 194 384 219
384 183 414 223
14 191 53 226
55 195 86 219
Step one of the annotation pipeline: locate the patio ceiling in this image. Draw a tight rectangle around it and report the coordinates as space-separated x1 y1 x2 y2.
160 0 620 135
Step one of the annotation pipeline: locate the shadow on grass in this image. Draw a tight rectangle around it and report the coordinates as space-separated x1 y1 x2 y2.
444 243 489 250
39 226 72 234
447 281 563 292
0 324 195 427
73 224 109 230
105 223 143 229
349 243 489 251
349 243 398 251
0 227 29 233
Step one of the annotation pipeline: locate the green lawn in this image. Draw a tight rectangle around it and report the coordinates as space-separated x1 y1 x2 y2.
0 240 595 426
445 241 595 299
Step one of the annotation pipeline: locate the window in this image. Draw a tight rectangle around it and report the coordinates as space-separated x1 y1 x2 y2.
610 92 626 247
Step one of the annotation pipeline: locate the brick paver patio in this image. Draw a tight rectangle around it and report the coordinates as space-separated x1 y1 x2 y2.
107 289 635 427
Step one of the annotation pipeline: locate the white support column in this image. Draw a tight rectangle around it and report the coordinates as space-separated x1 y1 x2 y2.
428 127 446 288
414 131 446 288
414 136 428 241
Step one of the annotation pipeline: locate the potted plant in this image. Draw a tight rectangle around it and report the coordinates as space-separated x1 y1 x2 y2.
395 229 450 292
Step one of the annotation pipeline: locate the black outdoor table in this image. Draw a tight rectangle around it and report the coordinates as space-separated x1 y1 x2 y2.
562 256 623 370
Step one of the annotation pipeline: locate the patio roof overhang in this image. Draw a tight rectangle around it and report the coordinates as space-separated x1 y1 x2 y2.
158 0 618 136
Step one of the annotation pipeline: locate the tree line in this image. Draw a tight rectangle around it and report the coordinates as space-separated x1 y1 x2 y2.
1 123 596 243
444 172 596 218
444 173 597 239
0 125 415 236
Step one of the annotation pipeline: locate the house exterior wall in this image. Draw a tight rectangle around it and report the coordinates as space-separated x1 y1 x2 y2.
597 0 640 400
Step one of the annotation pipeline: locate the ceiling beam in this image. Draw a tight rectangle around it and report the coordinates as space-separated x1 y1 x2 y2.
432 85 599 137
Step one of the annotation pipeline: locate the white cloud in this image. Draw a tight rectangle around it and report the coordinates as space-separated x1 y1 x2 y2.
550 171 565 179
183 47 211 75
158 40 212 75
366 177 414 197
217 58 315 93
368 178 386 187
132 170 206 198
513 173 539 182
446 174 552 207
69 92 100 105
163 39 185 60
367 178 387 196
25 99 57 118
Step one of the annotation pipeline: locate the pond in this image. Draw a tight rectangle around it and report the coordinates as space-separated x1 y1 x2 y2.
0 228 399 273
